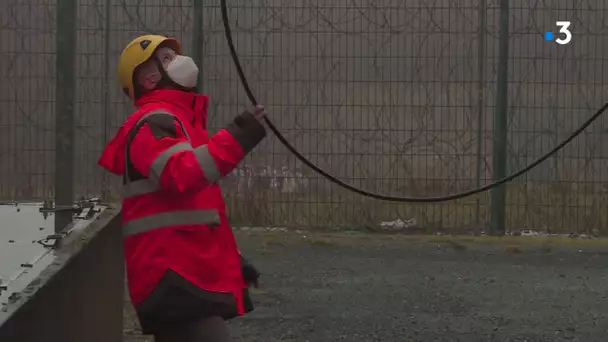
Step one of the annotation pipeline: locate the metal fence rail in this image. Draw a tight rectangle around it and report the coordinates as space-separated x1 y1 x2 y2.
2 0 608 234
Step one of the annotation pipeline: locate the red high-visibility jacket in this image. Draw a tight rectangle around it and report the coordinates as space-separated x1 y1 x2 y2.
98 89 266 315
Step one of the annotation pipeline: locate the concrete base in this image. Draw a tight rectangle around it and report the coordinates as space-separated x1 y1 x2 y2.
0 206 123 342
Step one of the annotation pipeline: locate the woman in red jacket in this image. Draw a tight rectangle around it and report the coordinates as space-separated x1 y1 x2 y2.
99 34 265 342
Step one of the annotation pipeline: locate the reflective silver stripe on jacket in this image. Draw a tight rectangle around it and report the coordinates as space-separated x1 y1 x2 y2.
150 142 193 182
122 109 225 199
123 209 221 237
193 145 222 182
124 110 191 184
123 110 190 199
123 179 159 197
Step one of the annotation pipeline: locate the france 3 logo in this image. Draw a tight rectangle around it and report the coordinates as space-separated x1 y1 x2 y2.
544 21 572 45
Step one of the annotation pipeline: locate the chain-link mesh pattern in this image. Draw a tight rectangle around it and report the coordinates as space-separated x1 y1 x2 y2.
1 0 608 233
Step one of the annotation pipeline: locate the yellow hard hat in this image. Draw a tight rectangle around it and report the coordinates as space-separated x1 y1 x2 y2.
117 34 183 99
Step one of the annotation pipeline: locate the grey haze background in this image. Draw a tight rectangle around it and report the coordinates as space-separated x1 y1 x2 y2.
1 0 608 230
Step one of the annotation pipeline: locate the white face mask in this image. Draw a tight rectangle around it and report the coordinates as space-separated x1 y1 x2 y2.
165 55 199 88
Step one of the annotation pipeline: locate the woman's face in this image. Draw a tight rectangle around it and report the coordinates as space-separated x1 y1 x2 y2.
136 46 178 91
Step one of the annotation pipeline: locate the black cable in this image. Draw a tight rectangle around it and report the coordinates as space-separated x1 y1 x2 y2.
220 0 608 203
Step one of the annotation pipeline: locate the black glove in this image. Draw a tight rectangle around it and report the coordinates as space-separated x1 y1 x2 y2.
226 109 267 154
240 255 261 288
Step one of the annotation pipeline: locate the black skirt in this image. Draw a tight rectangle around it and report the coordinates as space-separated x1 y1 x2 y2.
135 270 254 336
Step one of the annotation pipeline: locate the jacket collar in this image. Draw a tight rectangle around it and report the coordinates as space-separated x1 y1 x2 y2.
134 89 208 125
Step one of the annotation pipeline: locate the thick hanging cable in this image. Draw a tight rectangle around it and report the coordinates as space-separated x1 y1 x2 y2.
219 0 608 203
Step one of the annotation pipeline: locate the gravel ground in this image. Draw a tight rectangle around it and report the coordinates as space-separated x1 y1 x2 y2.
124 231 608 342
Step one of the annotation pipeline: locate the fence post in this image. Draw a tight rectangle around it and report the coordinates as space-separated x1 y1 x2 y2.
490 0 509 236
55 0 77 232
101 0 112 202
192 0 204 89
475 0 486 225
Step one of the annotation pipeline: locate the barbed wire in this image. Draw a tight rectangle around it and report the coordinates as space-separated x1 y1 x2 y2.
1 0 608 233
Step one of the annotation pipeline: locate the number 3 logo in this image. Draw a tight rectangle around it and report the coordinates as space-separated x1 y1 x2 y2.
555 21 572 45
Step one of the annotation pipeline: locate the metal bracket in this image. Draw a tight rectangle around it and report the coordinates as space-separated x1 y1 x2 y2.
36 233 65 249
39 197 101 220
36 197 103 247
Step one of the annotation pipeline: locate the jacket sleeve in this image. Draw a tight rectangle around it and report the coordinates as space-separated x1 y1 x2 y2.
129 110 266 194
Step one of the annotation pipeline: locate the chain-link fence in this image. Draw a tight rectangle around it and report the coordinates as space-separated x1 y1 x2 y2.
2 0 608 234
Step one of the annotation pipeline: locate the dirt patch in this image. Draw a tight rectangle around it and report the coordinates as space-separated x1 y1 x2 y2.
124 231 608 341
